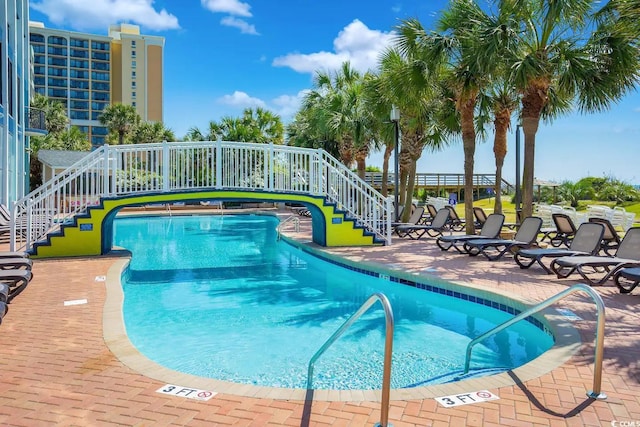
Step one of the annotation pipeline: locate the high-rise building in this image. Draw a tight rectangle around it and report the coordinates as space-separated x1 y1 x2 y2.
29 22 164 148
1 0 43 205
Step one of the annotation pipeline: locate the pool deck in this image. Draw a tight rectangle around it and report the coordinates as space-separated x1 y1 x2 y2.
1 209 639 426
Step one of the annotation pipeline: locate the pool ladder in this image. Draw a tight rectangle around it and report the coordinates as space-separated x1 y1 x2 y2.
307 293 394 427
276 215 300 240
462 283 607 400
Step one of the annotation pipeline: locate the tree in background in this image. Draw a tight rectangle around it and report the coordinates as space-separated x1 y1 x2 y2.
99 103 139 145
29 94 91 190
185 108 284 144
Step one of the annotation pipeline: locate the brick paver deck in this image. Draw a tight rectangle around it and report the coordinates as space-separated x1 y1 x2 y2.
1 210 639 426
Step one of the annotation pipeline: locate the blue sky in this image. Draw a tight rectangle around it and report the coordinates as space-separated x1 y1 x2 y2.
29 0 640 185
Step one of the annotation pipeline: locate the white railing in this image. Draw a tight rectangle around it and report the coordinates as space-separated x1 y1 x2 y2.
11 141 392 251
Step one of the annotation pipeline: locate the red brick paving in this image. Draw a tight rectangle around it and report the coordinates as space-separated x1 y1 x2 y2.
1 214 640 426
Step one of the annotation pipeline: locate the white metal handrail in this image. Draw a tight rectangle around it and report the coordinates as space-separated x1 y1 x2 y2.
11 141 392 251
462 283 606 400
307 292 394 427
276 215 300 240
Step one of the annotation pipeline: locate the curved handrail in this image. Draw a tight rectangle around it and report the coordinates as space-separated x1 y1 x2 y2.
462 283 606 399
307 292 394 427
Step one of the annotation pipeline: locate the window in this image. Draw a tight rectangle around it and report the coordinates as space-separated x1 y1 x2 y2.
131 81 136 88
132 102 136 107
131 40 136 47
131 91 136 98
131 60 136 68
70 48 88 58
131 50 136 57
48 57 67 66
8 58 13 117
70 38 88 48
131 71 136 78
30 34 45 43
48 36 68 46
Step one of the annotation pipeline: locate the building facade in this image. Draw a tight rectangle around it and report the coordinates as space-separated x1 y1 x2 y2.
0 0 32 205
29 22 164 148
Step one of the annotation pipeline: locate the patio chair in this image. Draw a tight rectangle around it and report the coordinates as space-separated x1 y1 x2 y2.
588 217 621 256
463 216 543 261
0 300 6 325
445 205 465 232
473 207 488 229
0 283 8 303
550 227 640 286
392 206 425 230
436 213 505 254
395 208 451 239
0 257 32 270
423 204 438 225
541 213 578 248
0 269 33 302
514 222 605 273
614 267 640 294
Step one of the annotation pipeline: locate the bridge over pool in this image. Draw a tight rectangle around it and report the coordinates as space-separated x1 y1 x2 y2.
10 141 393 258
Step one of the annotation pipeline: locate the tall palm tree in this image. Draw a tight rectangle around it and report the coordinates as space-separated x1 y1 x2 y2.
484 0 640 217
30 93 68 134
99 103 140 145
241 107 285 144
397 3 493 234
379 42 455 221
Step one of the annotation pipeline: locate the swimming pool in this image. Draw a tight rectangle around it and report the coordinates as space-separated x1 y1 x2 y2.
114 214 554 390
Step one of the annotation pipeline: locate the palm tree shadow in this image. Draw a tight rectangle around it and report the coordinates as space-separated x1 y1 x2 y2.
507 371 596 418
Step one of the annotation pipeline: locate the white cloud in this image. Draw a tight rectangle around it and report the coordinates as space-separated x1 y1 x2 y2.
216 90 307 122
201 0 252 17
220 17 259 35
218 91 266 108
272 90 309 119
272 19 395 74
30 0 180 31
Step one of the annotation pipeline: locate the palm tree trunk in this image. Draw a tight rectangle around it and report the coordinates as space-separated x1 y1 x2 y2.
380 143 393 197
521 80 548 218
459 94 477 235
493 112 510 215
403 160 418 222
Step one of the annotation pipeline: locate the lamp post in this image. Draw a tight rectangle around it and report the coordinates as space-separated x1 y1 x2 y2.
390 105 400 221
515 124 522 223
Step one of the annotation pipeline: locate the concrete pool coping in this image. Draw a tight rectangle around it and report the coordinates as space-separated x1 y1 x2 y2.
103 234 583 402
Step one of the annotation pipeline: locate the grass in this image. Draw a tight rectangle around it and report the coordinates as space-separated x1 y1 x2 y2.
452 198 640 225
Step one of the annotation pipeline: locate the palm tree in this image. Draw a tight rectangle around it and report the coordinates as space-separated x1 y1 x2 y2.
241 107 285 144
483 0 640 217
132 121 175 144
378 41 455 221
30 93 68 134
396 3 493 234
99 103 140 145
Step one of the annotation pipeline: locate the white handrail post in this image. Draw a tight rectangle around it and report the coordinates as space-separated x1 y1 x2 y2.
316 148 323 196
102 145 110 196
9 202 16 251
267 142 274 191
215 137 222 189
162 140 170 191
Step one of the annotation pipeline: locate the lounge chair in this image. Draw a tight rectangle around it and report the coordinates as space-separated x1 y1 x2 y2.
0 257 32 270
0 269 33 302
542 213 578 248
0 283 8 303
445 206 465 232
436 213 505 254
423 204 438 225
550 227 640 286
395 208 451 239
588 217 621 256
392 206 425 230
514 222 605 273
463 216 543 261
0 300 6 325
614 267 640 294
473 207 488 229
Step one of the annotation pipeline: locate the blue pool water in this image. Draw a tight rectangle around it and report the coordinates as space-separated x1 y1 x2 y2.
114 214 554 390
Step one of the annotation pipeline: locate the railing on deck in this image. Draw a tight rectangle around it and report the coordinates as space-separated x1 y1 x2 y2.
364 172 514 193
11 141 392 251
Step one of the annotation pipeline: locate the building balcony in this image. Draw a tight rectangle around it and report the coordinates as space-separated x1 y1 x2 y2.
25 107 47 137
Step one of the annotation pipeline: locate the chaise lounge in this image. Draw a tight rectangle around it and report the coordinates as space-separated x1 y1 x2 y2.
614 267 640 294
395 208 451 239
436 213 505 254
550 227 640 286
463 216 543 261
514 222 605 273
